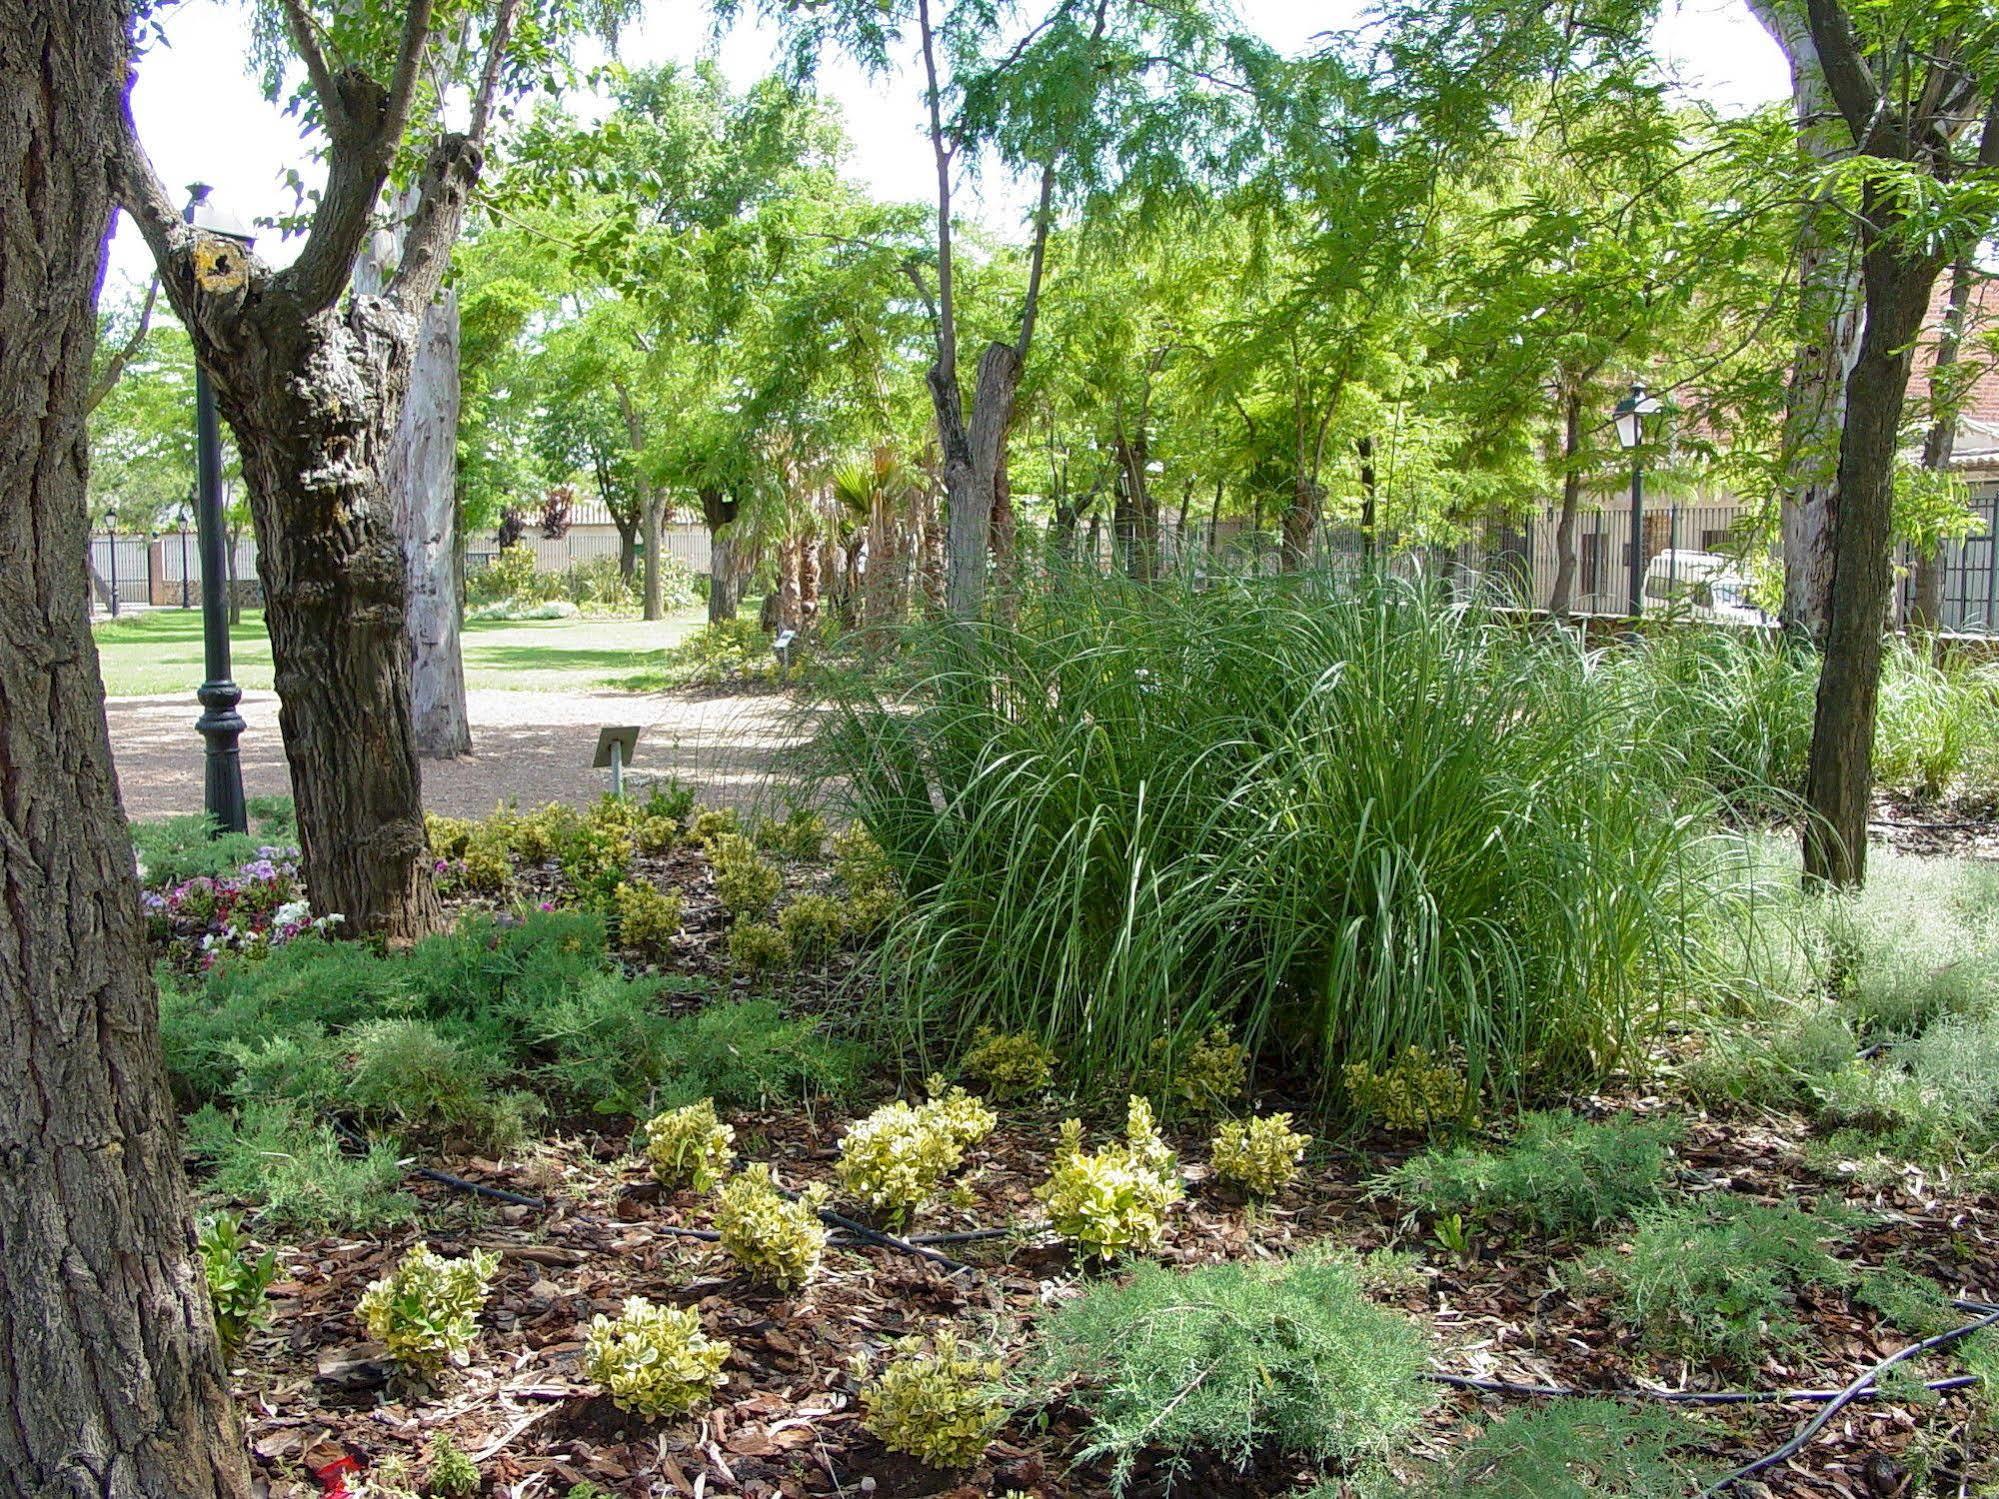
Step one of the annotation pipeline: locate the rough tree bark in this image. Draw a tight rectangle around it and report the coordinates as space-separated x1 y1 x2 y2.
1 2 252 1491
1752 0 1863 642
641 488 666 621
114 0 522 937
1910 257 1975 636
358 189 471 759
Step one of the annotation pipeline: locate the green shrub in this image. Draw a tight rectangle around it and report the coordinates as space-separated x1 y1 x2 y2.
197 1212 277 1359
584 1296 732 1418
425 813 474 860
778 893 846 964
1209 1113 1311 1198
640 1099 735 1193
185 1103 417 1234
131 812 278 887
1375 1111 1679 1236
1038 1096 1182 1262
1577 1195 1857 1369
811 575 1758 1099
1037 1250 1432 1491
835 1081 996 1227
627 618 777 690
960 1027 1056 1100
856 1329 1006 1470
1377 1398 1701 1497
1343 1046 1474 1131
830 824 894 894
1856 1263 1961 1339
714 1164 829 1288
356 1243 501 1374
727 920 794 976
425 1435 480 1498
711 835 783 920
614 880 684 956
1147 1025 1246 1118
688 806 742 849
754 806 828 861
344 1017 508 1133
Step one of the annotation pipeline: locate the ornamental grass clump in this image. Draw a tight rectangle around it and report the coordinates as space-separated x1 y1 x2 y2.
961 1027 1057 1100
812 574 1758 1101
1037 1250 1431 1492
856 1328 1008 1470
641 1098 735 1193
583 1296 732 1418
1038 1096 1182 1262
357 1243 501 1374
714 1164 830 1288
1210 1113 1311 1197
835 1079 996 1227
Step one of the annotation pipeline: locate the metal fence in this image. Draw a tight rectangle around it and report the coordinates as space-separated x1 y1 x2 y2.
1895 486 1999 633
86 529 258 615
463 524 712 576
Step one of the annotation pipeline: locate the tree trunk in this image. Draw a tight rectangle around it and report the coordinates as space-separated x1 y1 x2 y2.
1280 473 1322 573
224 520 242 626
641 489 665 621
1 3 252 1491
699 487 741 625
1357 435 1378 564
1911 256 1975 637
389 290 471 758
1803 212 1941 889
221 303 442 940
1549 393 1585 620
778 538 804 634
617 520 639 582
937 342 1025 618
1754 1 1862 642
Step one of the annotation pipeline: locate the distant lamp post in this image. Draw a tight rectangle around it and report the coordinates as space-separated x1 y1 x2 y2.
1613 381 1663 619
185 182 250 834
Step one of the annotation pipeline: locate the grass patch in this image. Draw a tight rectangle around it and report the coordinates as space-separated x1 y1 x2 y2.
1374 1111 1680 1236
1036 1250 1432 1490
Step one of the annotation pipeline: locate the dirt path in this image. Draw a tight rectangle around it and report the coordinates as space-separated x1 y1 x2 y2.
107 686 814 821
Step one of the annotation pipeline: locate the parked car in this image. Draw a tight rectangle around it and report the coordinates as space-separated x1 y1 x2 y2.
1641 550 1770 624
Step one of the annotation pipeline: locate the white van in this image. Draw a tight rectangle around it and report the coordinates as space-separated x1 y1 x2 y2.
1641 550 1769 625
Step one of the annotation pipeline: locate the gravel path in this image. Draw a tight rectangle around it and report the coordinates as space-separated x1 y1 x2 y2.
107 686 814 821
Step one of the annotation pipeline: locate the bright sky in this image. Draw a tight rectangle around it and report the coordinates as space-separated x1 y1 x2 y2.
105 0 1789 296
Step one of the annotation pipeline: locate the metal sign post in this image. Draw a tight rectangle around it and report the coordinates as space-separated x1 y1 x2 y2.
592 726 642 798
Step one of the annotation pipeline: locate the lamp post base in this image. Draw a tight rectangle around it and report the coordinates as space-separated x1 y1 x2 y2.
196 677 247 835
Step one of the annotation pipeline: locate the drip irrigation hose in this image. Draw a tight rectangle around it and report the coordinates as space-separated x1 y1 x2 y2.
1426 1371 1982 1405
326 1117 547 1210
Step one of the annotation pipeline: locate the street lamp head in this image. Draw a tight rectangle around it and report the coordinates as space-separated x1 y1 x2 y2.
1612 381 1662 451
184 182 257 246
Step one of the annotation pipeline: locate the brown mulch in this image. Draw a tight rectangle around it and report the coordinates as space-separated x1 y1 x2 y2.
219 1079 1999 1499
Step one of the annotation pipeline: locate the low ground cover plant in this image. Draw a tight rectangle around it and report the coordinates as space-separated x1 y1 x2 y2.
1575 1194 1858 1370
197 1212 277 1360
1365 1398 1703 1497
640 1099 735 1193
960 1027 1057 1099
1375 1111 1680 1236
1038 1250 1431 1491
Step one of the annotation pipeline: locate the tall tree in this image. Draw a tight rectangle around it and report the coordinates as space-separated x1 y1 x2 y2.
1 0 250 1490
1790 0 1999 887
745 0 1253 616
112 1 623 938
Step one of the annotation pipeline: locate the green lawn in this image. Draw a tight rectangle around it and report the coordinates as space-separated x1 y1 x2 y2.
92 607 713 697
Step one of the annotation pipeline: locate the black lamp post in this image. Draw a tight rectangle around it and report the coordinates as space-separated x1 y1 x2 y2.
185 183 250 834
1612 381 1662 619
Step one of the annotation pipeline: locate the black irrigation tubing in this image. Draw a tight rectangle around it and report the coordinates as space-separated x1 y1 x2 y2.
1426 1371 1982 1406
326 1118 548 1211
813 1205 973 1275
1697 1305 1999 1496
